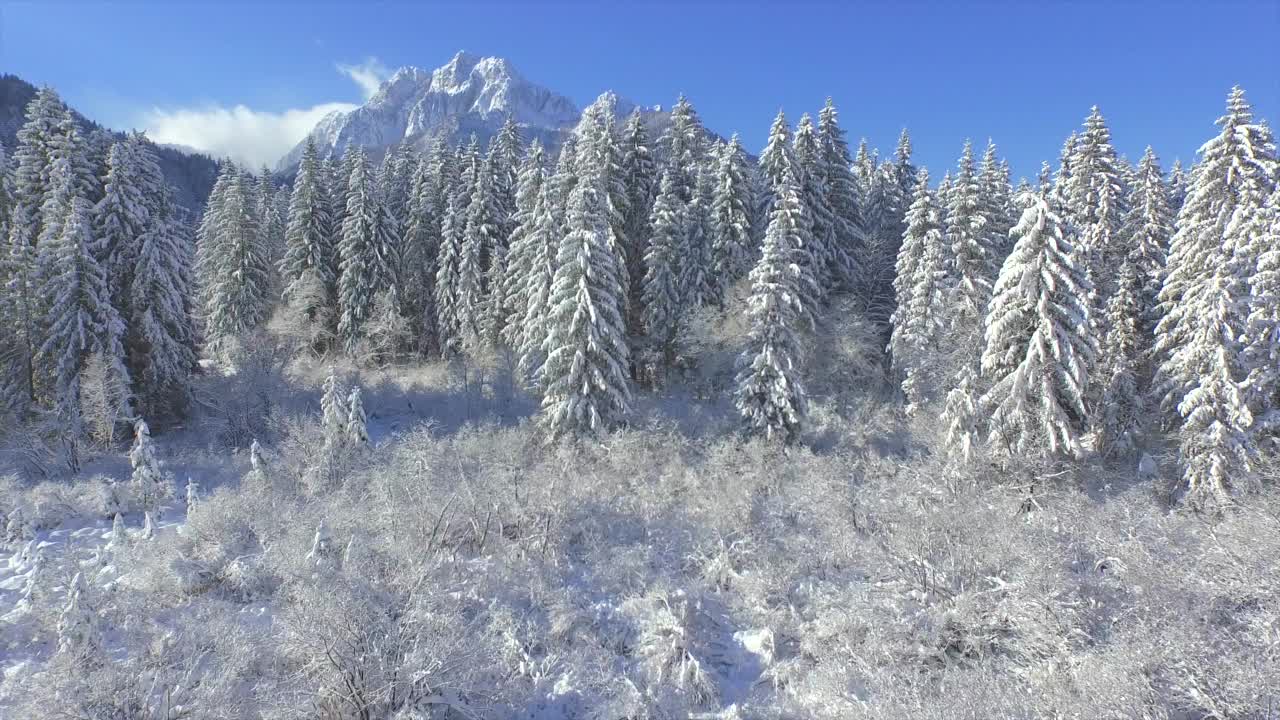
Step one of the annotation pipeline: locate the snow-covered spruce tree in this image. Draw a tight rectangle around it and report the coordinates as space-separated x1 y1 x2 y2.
538 111 632 438
979 191 1095 458
1048 131 1078 213
2 203 41 408
1121 147 1174 327
38 155 130 469
458 150 500 350
345 386 368 446
427 139 458 235
372 149 404 294
943 141 996 353
1064 107 1128 308
434 143 480 355
1154 89 1276 506
434 191 465 355
659 95 709 306
709 133 755 300
756 110 792 229
320 371 349 452
979 139 1015 260
490 117 524 242
1244 184 1280 427
514 139 576 383
401 152 440 353
497 141 547 351
599 104 633 317
792 113 838 301
56 572 100 663
888 169 948 410
1094 260 1145 455
336 147 382 353
128 137 197 421
1156 87 1277 417
853 139 883 242
734 163 817 443
661 95 706 196
23 109 103 407
200 166 270 360
193 162 233 309
383 142 417 236
619 109 659 334
878 129 919 276
129 419 168 512
817 99 862 292
1167 159 1188 213
681 154 717 310
280 138 336 324
643 170 687 369
256 168 286 294
94 140 147 317
941 363 981 462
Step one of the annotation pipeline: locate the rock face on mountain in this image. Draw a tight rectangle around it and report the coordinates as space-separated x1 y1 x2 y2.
277 52 585 171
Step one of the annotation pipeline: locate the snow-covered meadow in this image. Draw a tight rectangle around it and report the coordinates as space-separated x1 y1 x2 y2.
2 332 1277 718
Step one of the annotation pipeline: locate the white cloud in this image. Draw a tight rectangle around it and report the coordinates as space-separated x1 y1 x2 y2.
137 58 390 169
140 102 357 168
336 57 391 100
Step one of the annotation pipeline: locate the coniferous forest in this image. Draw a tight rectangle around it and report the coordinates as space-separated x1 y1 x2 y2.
0 72 1278 718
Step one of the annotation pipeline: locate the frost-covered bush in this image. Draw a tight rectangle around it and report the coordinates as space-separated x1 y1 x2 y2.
3 361 1277 719
196 329 291 447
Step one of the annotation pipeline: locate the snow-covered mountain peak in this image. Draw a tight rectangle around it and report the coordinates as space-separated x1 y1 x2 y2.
276 51 581 171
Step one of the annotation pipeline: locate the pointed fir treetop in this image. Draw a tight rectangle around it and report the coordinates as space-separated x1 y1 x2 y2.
733 161 817 443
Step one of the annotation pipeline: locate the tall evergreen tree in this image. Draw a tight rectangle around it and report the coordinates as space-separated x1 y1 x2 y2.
944 141 996 349
337 148 381 352
619 109 658 334
1167 159 1188 213
1243 184 1280 428
888 170 947 411
39 159 129 470
434 140 481 354
1064 107 1128 310
1095 260 1145 455
458 151 500 349
496 141 547 351
1161 89 1271 505
1122 147 1174 324
682 154 718 309
1155 86 1277 442
792 113 839 300
94 140 147 316
200 166 270 358
757 110 792 224
514 139 577 382
401 152 440 353
280 138 337 322
538 111 632 438
817 99 861 290
978 139 1015 258
489 117 523 245
128 136 197 420
734 163 816 442
643 170 686 368
979 191 1095 458
709 134 755 302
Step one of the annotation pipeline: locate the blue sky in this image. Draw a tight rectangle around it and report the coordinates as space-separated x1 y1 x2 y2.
2 1 1276 177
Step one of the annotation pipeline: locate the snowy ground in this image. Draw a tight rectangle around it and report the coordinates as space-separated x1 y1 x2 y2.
1 351 1277 718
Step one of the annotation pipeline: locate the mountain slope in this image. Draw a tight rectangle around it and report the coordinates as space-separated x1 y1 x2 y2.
0 74 219 215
